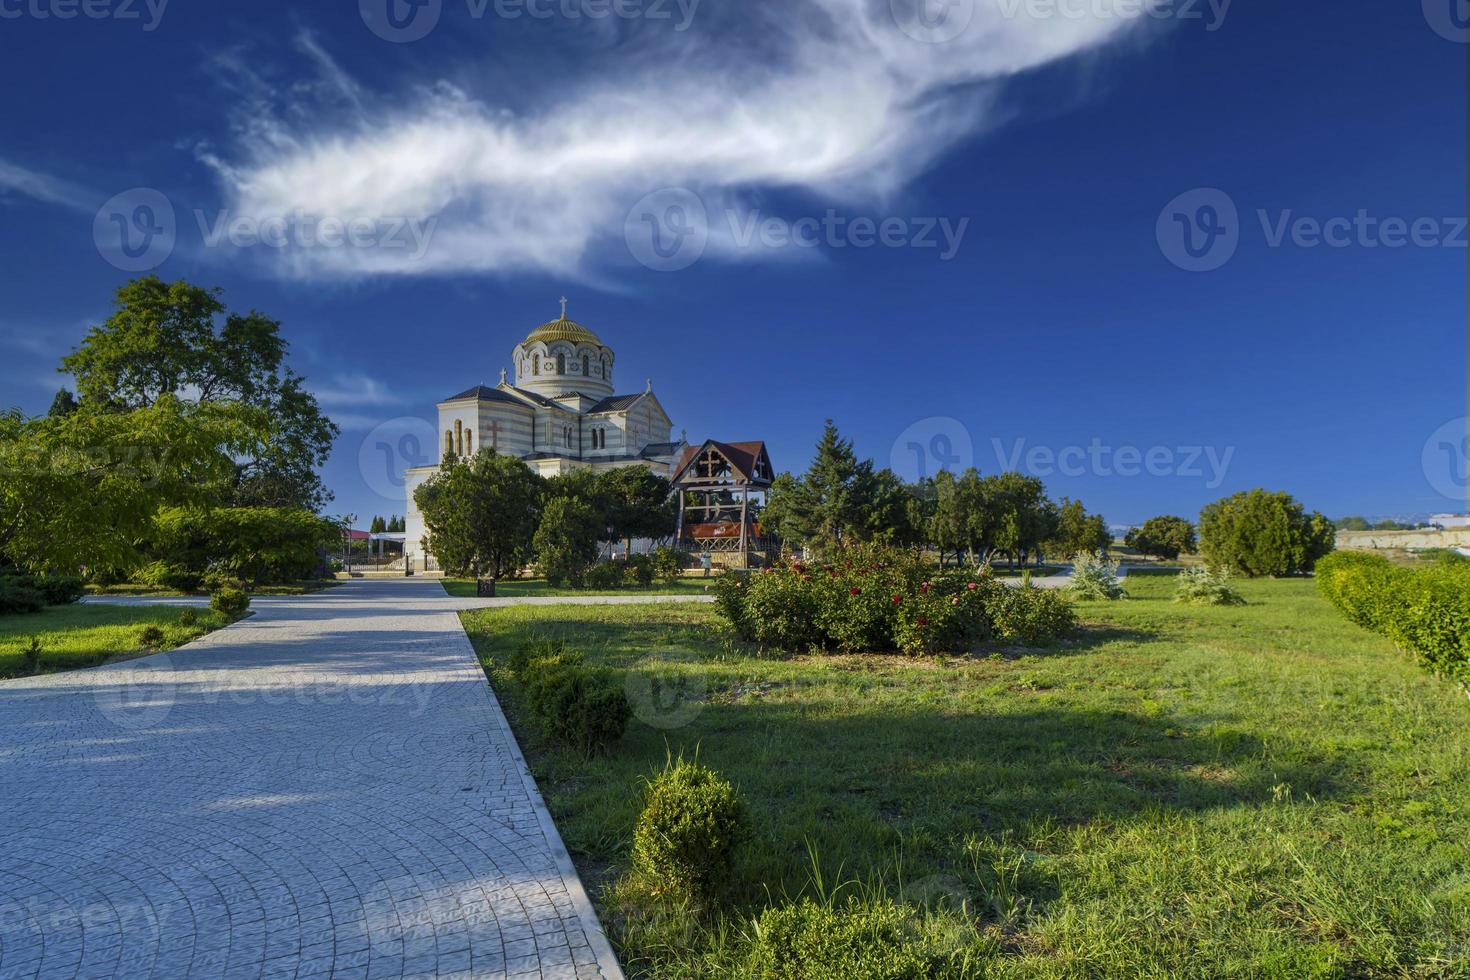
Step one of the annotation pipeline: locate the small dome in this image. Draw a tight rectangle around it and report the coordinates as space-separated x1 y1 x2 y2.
523 315 603 349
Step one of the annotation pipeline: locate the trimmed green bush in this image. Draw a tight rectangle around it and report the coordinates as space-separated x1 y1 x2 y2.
21 637 43 674
179 608 199 627
584 562 625 591
505 638 570 680
1174 566 1246 606
519 649 629 756
138 625 166 648
710 573 753 641
210 587 250 618
138 561 206 593
625 554 655 588
1316 552 1470 692
33 574 84 606
632 760 750 900
0 575 46 615
739 897 971 980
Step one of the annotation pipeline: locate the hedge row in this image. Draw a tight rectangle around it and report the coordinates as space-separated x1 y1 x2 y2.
1316 551 1470 690
712 543 1076 655
0 570 84 615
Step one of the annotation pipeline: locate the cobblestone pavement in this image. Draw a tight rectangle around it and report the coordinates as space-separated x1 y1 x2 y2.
0 580 707 979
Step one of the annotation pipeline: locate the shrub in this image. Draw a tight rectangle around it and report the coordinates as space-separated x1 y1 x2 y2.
739 897 970 980
1125 516 1197 560
651 547 684 585
21 637 43 674
632 759 750 900
1198 489 1335 577
0 574 46 615
179 608 199 627
1317 554 1470 693
710 573 754 640
138 625 166 648
505 638 570 680
1315 551 1400 631
1174 566 1247 606
138 560 206 593
1068 551 1126 601
520 650 629 756
986 584 1077 646
584 562 625 591
709 544 1077 653
625 554 655 588
33 574 84 605
210 587 250 618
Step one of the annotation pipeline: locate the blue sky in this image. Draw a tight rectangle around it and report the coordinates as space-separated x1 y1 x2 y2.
0 0 1465 528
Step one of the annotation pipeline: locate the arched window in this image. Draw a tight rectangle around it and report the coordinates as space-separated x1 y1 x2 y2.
556 353 566 374
444 430 454 458
533 354 540 375
602 357 609 381
582 354 590 376
464 430 473 455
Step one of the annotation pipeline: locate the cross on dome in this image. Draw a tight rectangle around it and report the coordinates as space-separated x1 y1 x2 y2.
559 296 568 319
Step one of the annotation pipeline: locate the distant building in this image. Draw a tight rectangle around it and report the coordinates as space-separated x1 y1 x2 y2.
1429 513 1470 529
403 303 685 568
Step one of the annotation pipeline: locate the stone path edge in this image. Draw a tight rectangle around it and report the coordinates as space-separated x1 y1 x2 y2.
447 608 629 980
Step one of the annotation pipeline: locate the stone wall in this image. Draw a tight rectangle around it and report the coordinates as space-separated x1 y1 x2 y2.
1336 528 1470 551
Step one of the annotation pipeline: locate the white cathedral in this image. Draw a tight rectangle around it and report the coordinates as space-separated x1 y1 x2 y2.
403 303 684 568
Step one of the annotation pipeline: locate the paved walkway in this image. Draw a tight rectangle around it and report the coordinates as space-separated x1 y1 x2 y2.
0 580 707 979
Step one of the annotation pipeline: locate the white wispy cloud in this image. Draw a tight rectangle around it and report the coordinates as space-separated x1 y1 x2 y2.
311 373 405 408
0 158 94 212
203 2 1164 280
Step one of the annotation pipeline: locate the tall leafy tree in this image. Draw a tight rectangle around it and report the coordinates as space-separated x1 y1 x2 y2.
415 451 544 578
1199 489 1335 577
61 276 339 510
1125 516 1197 560
1047 498 1111 560
597 467 676 556
534 496 603 586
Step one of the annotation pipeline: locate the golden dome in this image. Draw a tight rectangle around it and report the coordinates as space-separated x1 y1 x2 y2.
523 299 603 348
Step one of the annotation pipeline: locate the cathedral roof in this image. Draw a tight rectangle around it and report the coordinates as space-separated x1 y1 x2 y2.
443 385 526 405
522 315 604 349
587 393 646 414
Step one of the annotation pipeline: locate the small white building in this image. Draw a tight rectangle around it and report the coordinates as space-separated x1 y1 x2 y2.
1429 513 1470 529
403 304 685 568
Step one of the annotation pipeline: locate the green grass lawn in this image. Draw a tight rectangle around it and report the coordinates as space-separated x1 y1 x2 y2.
0 604 237 678
460 577 1470 978
442 577 714 598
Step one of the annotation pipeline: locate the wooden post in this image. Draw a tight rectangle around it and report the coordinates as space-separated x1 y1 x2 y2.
739 485 749 569
676 490 686 547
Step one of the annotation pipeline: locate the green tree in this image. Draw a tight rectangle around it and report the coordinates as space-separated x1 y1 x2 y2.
1125 515 1197 560
415 451 544 578
1048 498 1111 560
61 276 339 510
864 469 925 548
597 467 676 557
762 421 881 556
47 389 78 418
151 506 339 587
534 496 603 587
369 515 387 534
0 396 251 574
1198 489 1335 577
987 472 1055 568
